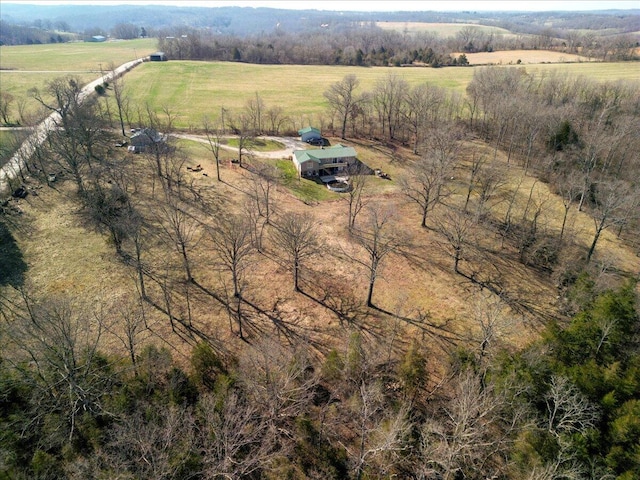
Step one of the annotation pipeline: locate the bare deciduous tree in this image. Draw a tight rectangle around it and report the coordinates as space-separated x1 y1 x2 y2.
245 91 265 134
4 291 113 444
108 62 129 137
0 91 14 125
346 162 369 231
228 112 256 168
271 212 320 292
372 72 408 141
203 115 223 182
586 179 634 263
157 198 201 282
324 74 360 139
419 369 526 479
266 105 288 135
401 126 460 228
435 208 477 275
250 162 280 225
197 390 280 478
350 205 407 308
209 213 254 299
403 83 445 154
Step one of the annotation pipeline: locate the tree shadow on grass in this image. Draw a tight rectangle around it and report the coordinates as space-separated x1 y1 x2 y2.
0 219 27 288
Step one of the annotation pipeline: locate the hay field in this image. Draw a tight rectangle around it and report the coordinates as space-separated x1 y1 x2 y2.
0 38 156 71
122 61 474 128
123 60 639 129
459 49 593 65
0 38 157 123
376 22 512 37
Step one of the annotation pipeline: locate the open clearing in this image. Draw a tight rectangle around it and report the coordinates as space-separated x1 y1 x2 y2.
376 22 513 37
122 60 639 129
0 38 157 122
2 42 640 361
6 130 640 362
458 49 593 65
0 38 156 71
122 61 473 128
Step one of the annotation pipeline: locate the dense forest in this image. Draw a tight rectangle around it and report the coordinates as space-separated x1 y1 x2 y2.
1 276 639 478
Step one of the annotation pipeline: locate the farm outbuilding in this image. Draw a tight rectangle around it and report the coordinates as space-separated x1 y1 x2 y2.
298 126 322 143
128 128 165 153
88 35 106 42
149 52 167 61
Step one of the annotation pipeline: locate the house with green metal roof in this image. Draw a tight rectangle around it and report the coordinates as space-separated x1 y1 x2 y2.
292 144 357 178
298 126 322 143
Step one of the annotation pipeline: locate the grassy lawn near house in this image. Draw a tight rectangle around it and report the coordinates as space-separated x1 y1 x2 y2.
223 138 285 152
275 158 338 203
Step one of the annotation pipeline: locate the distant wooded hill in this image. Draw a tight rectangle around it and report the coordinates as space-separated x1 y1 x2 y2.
1 4 639 38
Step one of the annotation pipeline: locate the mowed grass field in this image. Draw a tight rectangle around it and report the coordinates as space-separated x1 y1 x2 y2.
122 61 472 128
0 38 156 71
123 60 640 128
0 38 157 122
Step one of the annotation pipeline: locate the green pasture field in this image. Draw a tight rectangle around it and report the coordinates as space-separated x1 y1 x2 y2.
375 21 513 37
0 38 156 71
122 60 640 129
525 61 640 83
0 38 157 124
121 61 473 128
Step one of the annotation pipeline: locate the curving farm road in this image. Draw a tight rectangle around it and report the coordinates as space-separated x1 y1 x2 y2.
0 58 145 195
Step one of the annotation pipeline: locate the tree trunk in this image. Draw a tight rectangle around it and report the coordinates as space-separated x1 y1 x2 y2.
560 207 569 241
181 244 192 282
341 111 348 139
586 224 604 263
294 258 300 292
236 297 243 339
134 234 146 300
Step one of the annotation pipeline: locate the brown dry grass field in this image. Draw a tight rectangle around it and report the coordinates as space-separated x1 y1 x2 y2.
7 130 639 367
458 50 593 65
376 22 513 37
2 41 639 366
